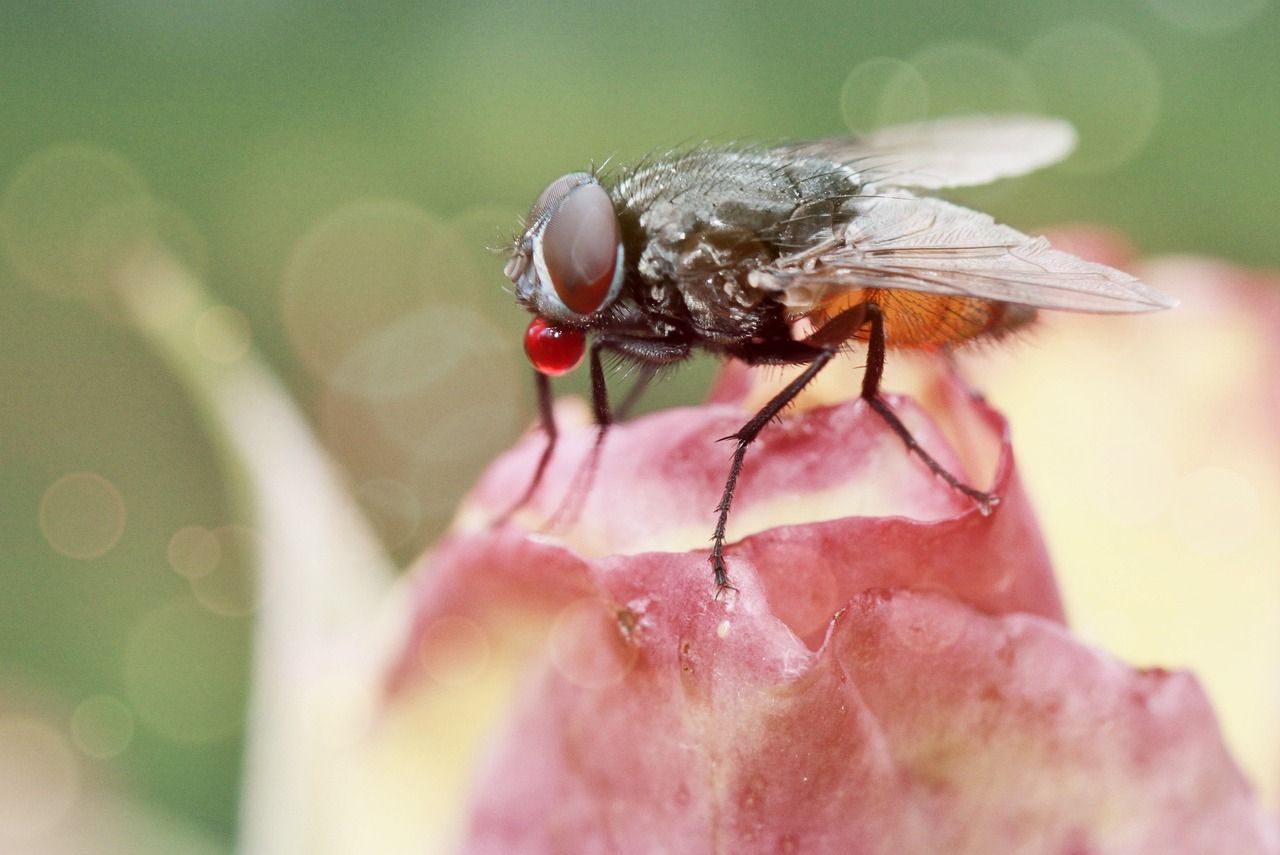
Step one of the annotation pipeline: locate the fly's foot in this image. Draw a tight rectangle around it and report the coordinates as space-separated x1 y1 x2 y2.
962 488 1000 516
710 545 737 601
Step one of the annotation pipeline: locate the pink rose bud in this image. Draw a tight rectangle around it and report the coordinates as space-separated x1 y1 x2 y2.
389 352 1276 852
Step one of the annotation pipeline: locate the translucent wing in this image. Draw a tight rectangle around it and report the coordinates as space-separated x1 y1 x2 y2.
750 191 1177 314
782 114 1077 190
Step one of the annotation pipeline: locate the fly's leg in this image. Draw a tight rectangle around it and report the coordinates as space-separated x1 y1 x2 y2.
860 302 998 514
711 347 837 597
546 336 692 534
544 340 613 533
495 370 558 525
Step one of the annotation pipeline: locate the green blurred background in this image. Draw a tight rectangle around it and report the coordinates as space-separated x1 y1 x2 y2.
2 0 1277 850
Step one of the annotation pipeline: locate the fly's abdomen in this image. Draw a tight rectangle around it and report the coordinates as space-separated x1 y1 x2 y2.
815 289 1022 350
872 290 999 349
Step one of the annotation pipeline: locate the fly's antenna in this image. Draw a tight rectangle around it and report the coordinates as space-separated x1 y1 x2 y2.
488 224 525 257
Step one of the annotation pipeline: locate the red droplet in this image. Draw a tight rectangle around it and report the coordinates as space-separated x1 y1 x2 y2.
524 317 586 376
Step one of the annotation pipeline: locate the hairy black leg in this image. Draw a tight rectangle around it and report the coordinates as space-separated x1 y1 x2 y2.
711 347 836 596
495 370 558 525
860 303 997 514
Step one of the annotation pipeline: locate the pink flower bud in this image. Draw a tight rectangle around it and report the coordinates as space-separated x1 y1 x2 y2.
388 335 1276 852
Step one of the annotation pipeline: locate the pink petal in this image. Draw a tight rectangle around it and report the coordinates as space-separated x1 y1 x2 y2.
391 384 1060 689
386 307 1275 851
460 583 1274 854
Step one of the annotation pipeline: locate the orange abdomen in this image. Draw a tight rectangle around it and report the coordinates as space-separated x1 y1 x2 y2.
815 289 1031 350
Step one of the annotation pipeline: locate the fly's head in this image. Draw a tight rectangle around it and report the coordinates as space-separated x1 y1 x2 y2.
505 172 625 376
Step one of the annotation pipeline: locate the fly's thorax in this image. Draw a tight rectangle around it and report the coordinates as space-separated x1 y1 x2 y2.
612 147 860 224
613 149 861 343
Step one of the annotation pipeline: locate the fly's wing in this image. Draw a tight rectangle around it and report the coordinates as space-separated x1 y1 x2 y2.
750 191 1177 314
783 115 1077 190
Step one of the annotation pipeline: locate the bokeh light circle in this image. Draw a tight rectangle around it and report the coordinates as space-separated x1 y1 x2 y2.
1 145 149 299
77 197 209 314
123 600 249 743
417 616 490 687
167 526 222 580
840 45 1040 139
548 599 640 688
409 437 511 541
332 301 512 405
316 301 521 543
303 205 525 546
281 201 485 394
113 245 206 334
38 472 127 560
0 716 80 839
1024 23 1162 173
187 526 263 617
904 42 1040 118
361 305 519 456
69 695 135 760
1147 0 1269 34
447 204 534 319
839 57 928 134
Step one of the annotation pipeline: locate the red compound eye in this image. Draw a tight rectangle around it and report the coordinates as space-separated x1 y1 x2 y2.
524 317 586 376
540 182 620 315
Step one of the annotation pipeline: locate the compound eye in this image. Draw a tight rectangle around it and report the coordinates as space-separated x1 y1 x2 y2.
524 317 585 376
527 172 590 226
539 183 621 316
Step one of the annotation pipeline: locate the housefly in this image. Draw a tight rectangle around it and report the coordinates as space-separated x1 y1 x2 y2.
502 115 1175 595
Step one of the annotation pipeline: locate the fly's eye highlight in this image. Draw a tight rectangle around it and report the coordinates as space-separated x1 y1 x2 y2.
534 182 623 316
524 316 586 376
